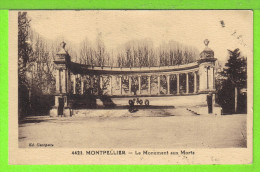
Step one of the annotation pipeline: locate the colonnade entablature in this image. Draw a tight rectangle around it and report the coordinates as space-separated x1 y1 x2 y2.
53 40 217 101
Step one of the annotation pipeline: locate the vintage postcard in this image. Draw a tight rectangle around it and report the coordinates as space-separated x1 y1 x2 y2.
9 10 253 164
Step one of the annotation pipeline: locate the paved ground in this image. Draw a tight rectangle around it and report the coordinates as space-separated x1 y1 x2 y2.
19 108 247 148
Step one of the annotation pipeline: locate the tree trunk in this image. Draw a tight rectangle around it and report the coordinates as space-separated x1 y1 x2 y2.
234 86 238 113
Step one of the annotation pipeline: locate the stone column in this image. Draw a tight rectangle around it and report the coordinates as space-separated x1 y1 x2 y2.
148 75 151 95
206 66 210 89
61 70 67 93
100 76 103 90
67 71 70 94
209 67 214 90
110 76 113 95
67 70 70 93
186 73 189 94
208 67 213 89
198 39 216 93
212 93 216 106
129 76 132 95
158 75 160 95
65 70 68 93
213 68 215 89
199 65 205 91
51 41 71 117
73 74 76 94
56 69 60 93
177 73 180 95
81 76 84 95
90 75 94 94
167 74 170 94
138 75 141 95
194 72 197 93
119 75 122 95
60 70 63 93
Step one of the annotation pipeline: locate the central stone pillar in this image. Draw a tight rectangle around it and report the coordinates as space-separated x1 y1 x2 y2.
157 75 160 95
138 75 141 95
167 74 170 94
177 74 180 95
186 73 189 94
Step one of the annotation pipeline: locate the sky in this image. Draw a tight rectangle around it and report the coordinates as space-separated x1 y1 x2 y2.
26 10 253 64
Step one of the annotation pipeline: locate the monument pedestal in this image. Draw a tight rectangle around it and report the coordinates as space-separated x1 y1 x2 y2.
64 108 72 117
50 41 72 117
50 106 72 117
50 95 72 117
50 107 58 117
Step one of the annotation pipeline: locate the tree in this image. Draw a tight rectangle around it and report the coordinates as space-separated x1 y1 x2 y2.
96 33 106 66
217 48 247 113
18 12 33 117
18 12 32 85
28 32 56 95
19 12 62 117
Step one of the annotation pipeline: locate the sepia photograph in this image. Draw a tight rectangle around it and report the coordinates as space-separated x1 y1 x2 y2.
9 10 253 164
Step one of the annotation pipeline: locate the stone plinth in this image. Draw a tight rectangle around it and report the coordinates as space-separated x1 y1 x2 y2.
50 107 58 117
63 108 71 117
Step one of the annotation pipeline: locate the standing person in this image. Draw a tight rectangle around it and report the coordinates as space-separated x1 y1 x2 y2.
207 92 213 114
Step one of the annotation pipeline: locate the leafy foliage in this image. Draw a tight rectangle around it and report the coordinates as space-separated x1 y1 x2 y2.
221 48 247 88
18 12 33 86
18 12 33 117
18 12 57 117
216 48 247 114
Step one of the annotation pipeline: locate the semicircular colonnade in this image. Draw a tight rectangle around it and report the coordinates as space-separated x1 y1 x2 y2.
50 40 218 117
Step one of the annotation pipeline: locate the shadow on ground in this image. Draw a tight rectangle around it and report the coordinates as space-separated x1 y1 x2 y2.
74 105 175 110
19 118 56 125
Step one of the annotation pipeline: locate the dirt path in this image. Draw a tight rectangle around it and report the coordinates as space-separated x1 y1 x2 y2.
19 108 247 148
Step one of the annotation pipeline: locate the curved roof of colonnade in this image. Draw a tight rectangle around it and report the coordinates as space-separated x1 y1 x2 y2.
56 40 217 75
69 61 200 75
